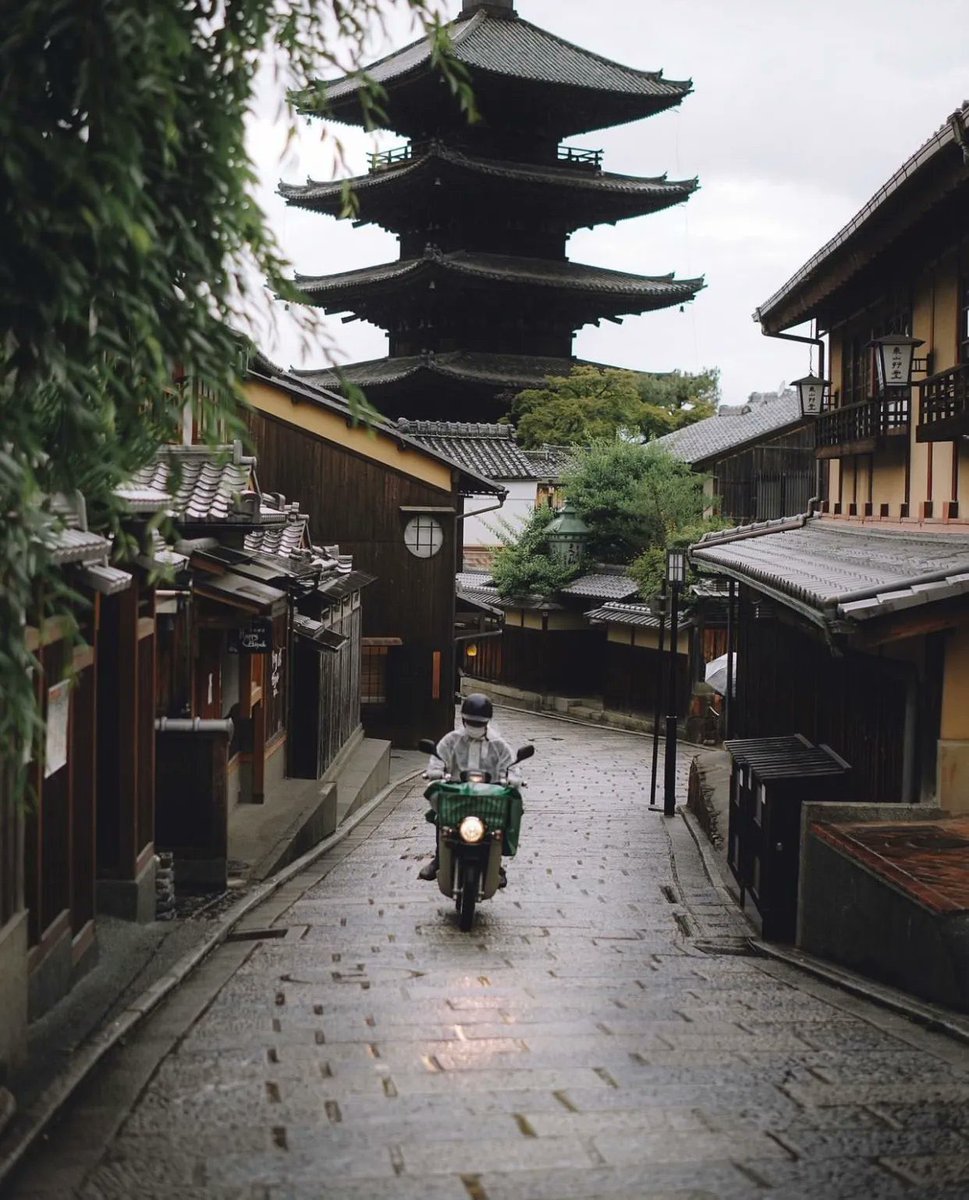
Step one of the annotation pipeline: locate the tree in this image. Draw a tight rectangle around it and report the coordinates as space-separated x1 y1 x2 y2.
0 0 471 791
508 365 719 449
562 440 710 564
489 505 581 600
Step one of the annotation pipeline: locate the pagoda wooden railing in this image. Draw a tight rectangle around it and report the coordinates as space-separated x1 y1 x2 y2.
916 362 969 442
815 393 910 458
368 143 414 172
557 145 603 170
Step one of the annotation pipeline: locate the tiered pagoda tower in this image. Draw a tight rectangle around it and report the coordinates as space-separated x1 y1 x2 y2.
283 0 703 420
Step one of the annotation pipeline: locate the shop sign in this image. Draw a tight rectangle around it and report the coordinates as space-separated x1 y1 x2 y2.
228 618 273 654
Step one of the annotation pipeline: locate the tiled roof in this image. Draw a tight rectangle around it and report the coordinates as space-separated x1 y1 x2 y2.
396 420 536 480
127 448 251 524
560 570 640 601
584 602 660 629
523 445 575 478
690 516 969 626
46 527 112 566
653 391 804 465
454 573 563 611
296 351 606 394
245 516 308 558
316 11 690 108
280 147 696 226
295 249 703 308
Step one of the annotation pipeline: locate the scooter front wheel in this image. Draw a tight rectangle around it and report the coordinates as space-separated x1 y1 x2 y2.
458 863 479 932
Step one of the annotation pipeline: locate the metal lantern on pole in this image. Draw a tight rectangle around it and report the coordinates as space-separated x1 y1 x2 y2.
869 335 924 393
791 373 829 417
663 548 687 817
545 501 591 566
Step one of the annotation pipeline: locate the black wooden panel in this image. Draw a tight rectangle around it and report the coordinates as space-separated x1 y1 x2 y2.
734 589 907 803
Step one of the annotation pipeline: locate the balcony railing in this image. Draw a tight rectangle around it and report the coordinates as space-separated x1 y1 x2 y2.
557 145 603 170
815 394 910 457
917 362 969 442
368 143 413 172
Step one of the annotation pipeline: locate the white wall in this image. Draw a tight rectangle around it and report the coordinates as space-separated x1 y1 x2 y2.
464 480 539 551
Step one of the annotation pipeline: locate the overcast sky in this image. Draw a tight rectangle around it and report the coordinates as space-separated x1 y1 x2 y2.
245 0 968 404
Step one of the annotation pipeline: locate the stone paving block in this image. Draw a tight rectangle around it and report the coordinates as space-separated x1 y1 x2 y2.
774 1125 969 1161
742 1154 911 1196
591 1127 786 1167
479 1162 758 1200
400 1133 597 1175
873 1152 969 1188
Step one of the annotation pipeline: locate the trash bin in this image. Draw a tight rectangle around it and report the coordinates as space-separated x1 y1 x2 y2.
725 734 851 941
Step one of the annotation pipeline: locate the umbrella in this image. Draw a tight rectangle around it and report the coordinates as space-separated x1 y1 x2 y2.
705 652 736 696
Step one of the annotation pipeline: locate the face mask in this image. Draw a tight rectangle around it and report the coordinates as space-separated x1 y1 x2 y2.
463 723 486 740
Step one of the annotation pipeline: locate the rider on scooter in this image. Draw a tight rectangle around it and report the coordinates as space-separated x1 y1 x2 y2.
418 693 514 882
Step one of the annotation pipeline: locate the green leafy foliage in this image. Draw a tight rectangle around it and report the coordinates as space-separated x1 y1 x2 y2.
561 440 711 564
508 365 719 449
628 520 731 602
0 0 468 794
489 505 581 600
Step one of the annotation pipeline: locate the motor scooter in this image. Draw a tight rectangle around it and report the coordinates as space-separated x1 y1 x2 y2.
418 739 534 931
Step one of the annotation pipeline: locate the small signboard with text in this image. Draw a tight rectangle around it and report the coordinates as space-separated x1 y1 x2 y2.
228 618 274 655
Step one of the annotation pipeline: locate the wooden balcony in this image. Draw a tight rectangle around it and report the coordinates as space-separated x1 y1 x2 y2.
815 394 910 458
916 362 969 442
557 145 603 170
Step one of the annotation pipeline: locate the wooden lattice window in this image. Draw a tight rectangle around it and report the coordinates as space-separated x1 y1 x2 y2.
361 646 389 705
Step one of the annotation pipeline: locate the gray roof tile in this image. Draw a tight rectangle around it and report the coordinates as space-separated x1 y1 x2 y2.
561 571 640 600
654 390 804 465
691 516 969 625
318 12 690 106
396 421 537 480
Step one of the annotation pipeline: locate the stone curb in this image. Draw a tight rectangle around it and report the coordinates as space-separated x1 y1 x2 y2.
493 702 709 751
0 768 423 1192
679 807 969 1048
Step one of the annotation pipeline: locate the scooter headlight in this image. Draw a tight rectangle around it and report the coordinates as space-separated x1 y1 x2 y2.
458 816 486 844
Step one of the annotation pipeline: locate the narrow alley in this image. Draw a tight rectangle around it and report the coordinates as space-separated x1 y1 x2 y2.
8 710 969 1200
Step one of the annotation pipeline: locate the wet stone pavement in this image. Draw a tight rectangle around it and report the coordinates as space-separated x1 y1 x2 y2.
9 709 969 1199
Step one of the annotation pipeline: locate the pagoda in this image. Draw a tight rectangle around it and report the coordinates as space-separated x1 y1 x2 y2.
282 0 703 420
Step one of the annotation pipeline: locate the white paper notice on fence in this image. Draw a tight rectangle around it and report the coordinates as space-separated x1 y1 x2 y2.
45 680 70 778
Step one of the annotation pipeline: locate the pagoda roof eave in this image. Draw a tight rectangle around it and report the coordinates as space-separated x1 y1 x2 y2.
293 249 704 307
297 11 691 136
279 149 698 224
293 351 618 393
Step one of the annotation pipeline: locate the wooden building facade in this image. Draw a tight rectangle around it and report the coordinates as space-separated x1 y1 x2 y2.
694 101 969 811
243 366 505 747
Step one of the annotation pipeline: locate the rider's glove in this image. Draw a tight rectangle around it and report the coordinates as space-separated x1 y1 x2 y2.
423 768 444 781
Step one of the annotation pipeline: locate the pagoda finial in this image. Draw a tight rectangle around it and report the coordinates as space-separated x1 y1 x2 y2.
460 0 516 17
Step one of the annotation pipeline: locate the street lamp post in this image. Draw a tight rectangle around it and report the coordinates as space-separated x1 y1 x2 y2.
664 549 687 817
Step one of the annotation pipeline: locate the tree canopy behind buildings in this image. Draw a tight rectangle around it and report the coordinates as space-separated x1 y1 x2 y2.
507 365 719 449
491 440 726 599
0 0 470 784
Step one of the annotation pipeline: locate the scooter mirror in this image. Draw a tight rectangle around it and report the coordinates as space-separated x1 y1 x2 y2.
514 744 535 763
417 738 438 755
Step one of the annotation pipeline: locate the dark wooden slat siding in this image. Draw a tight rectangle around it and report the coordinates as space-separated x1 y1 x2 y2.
466 624 603 697
733 587 908 803
71 662 98 934
248 410 458 744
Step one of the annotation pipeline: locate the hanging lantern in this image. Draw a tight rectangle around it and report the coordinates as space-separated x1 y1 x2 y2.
791 373 829 417
869 335 924 392
545 501 591 566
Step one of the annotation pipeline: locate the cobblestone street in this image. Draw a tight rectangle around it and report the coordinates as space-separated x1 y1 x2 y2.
9 710 969 1200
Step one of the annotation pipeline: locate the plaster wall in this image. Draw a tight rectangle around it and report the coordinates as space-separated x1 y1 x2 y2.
605 625 688 653
938 627 969 814
463 480 535 551
516 609 586 632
